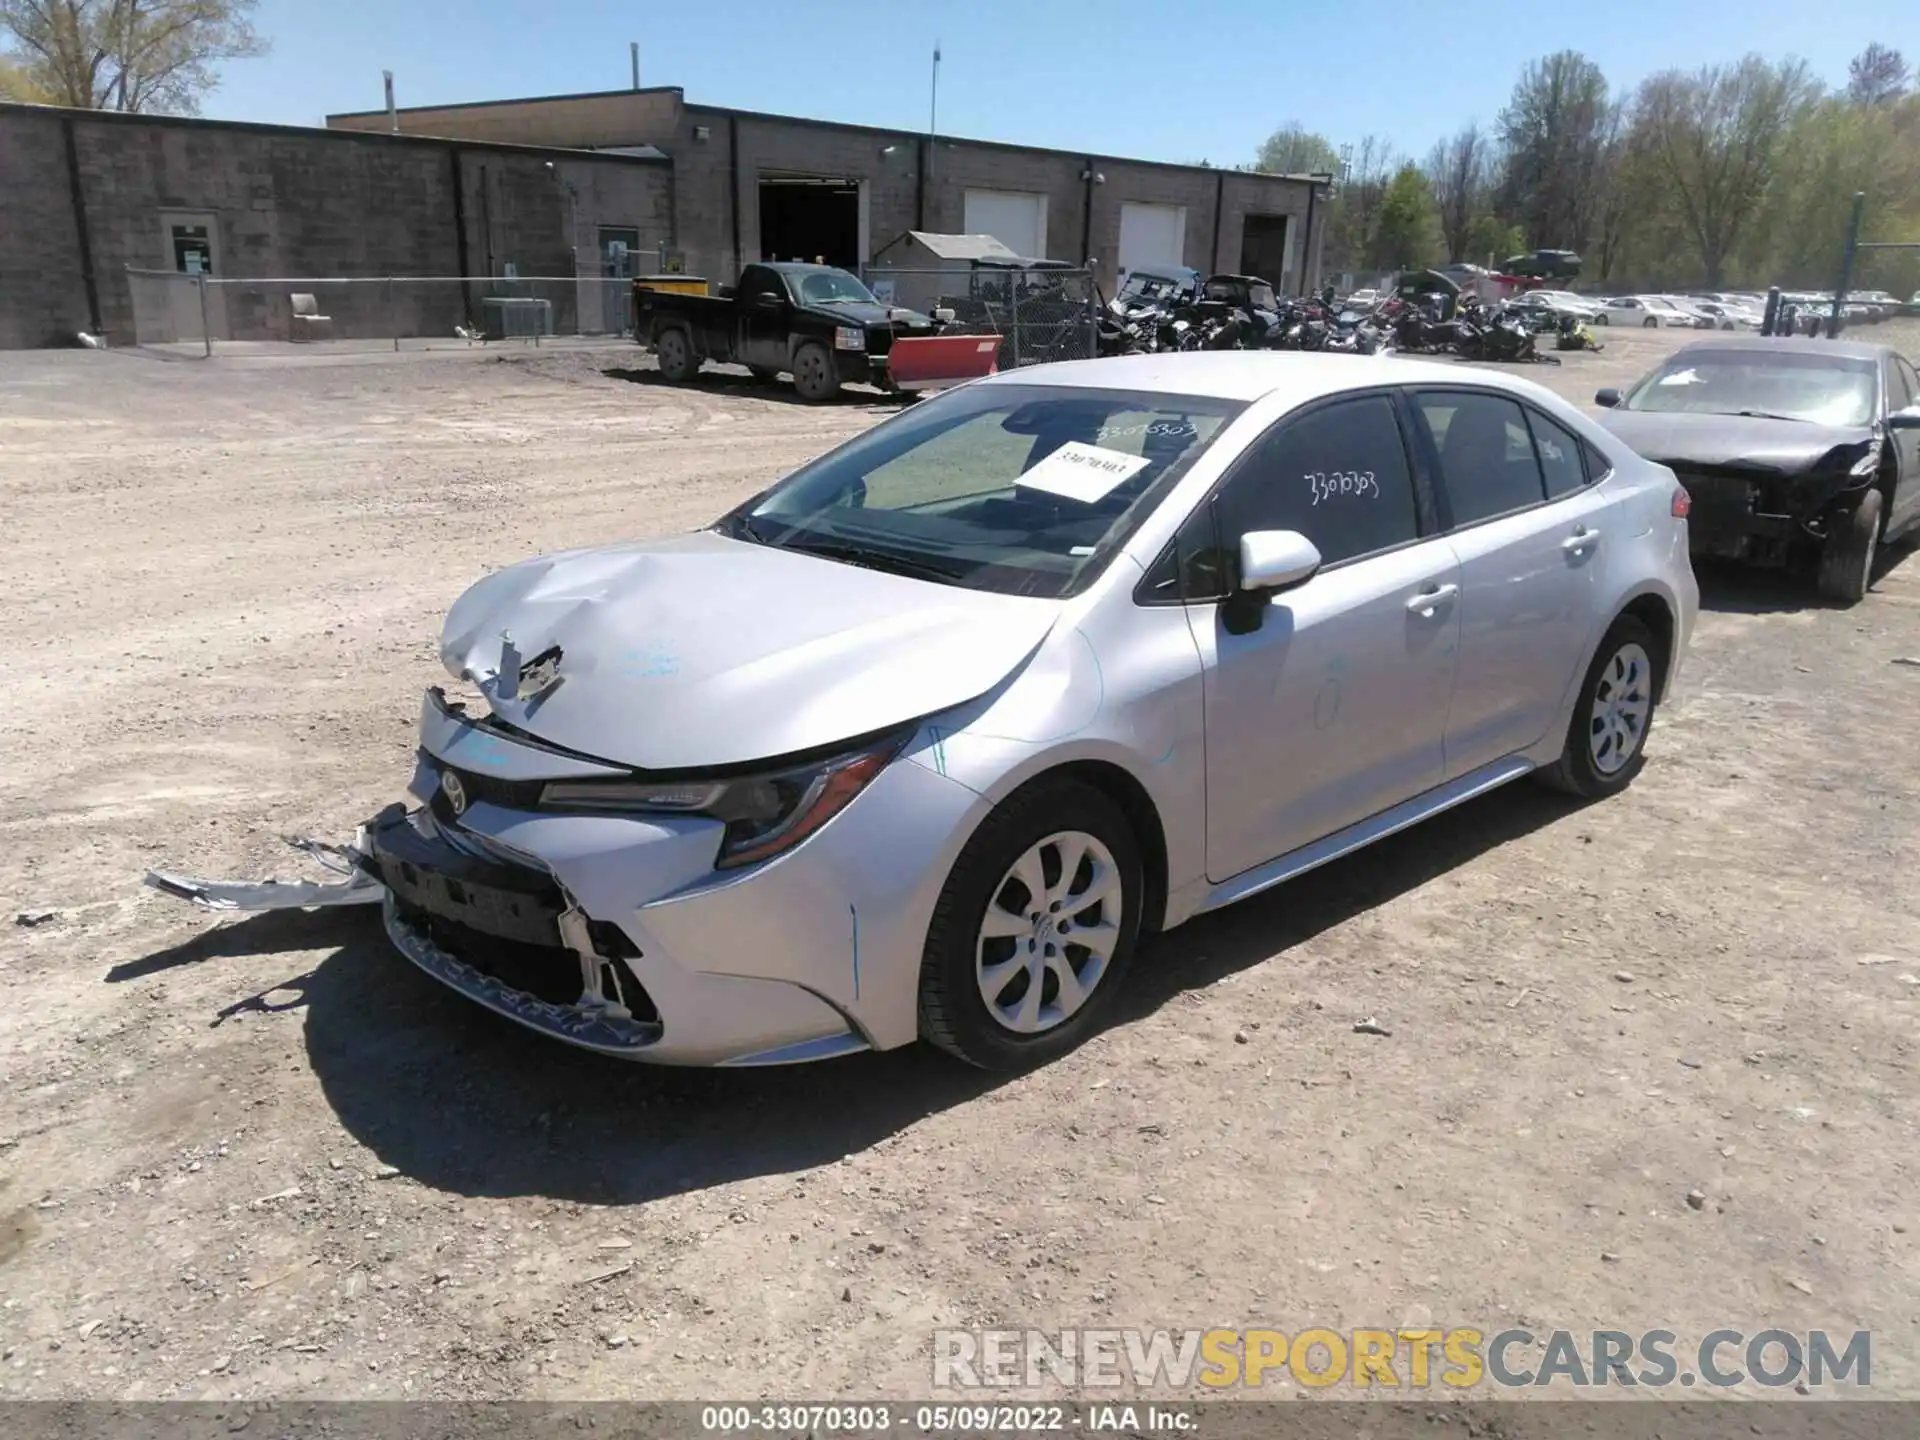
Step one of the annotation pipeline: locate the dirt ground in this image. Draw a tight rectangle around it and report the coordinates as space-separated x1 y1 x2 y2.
2 322 1918 1406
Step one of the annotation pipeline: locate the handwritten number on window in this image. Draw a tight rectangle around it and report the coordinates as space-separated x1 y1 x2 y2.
1305 470 1379 505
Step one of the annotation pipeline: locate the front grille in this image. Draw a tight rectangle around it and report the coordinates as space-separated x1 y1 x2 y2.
421 751 546 815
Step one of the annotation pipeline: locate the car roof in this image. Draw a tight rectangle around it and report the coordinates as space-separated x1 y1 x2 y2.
1667 334 1891 363
975 351 1548 405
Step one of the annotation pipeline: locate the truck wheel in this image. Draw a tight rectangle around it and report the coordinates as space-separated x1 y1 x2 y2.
792 343 840 402
1816 488 1882 605
655 328 698 383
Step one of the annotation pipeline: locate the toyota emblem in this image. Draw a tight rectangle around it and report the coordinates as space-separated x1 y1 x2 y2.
440 769 468 816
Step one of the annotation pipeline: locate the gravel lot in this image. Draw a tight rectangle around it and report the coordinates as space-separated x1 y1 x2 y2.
2 322 1918 1405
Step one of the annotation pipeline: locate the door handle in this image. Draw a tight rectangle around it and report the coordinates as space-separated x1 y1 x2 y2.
1406 582 1459 616
1562 527 1600 555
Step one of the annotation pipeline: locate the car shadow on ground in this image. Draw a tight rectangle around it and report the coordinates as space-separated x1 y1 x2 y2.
1694 539 1913 615
109 782 1581 1207
601 365 912 410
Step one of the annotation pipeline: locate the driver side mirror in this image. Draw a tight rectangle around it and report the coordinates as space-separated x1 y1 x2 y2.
1239 530 1322 591
1889 404 1920 431
754 291 784 309
1594 387 1623 408
1222 530 1320 636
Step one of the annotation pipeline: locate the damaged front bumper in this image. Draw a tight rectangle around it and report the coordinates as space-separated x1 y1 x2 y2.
145 689 980 1066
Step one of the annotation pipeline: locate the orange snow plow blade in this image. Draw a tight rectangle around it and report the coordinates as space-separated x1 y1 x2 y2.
884 334 1002 391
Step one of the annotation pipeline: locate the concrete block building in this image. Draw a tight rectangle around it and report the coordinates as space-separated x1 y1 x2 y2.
328 86 1328 295
0 84 1326 349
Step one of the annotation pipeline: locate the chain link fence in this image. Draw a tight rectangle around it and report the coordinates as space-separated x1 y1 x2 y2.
865 266 1099 371
125 269 639 356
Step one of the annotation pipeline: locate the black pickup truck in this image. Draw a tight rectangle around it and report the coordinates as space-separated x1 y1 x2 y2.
634 263 942 401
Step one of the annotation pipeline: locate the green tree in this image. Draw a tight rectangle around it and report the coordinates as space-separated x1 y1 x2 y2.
1424 122 1491 262
1370 164 1439 270
1634 54 1819 285
1496 50 1615 252
0 49 48 97
1253 122 1340 176
0 0 267 113
1464 213 1526 268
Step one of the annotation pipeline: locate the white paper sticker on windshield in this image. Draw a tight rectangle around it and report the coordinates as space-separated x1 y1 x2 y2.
1015 441 1151 503
1658 368 1703 386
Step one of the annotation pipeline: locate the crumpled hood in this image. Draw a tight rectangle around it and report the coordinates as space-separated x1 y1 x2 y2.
1596 410 1876 473
438 531 1060 771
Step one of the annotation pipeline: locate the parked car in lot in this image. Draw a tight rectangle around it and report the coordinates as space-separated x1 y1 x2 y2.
1683 300 1760 331
150 354 1697 1070
1595 337 1920 602
635 262 948 401
1594 295 1692 327
1501 249 1583 280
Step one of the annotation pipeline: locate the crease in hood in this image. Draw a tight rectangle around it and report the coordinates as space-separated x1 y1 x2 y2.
438 531 1062 771
1596 409 1877 473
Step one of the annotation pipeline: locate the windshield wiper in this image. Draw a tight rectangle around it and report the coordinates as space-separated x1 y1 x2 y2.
1731 409 1809 423
784 538 968 584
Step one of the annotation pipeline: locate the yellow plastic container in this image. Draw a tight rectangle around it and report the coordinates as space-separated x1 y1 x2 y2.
633 275 710 296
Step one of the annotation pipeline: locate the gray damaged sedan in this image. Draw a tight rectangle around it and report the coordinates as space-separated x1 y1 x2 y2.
151 354 1698 1070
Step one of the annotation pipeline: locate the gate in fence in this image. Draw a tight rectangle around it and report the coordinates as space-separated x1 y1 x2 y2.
124 269 634 355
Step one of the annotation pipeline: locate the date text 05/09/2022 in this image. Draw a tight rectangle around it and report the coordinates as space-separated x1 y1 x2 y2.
698 1404 1196 1435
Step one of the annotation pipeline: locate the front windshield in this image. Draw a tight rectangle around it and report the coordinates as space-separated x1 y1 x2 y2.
795 270 878 305
716 383 1246 599
1623 351 1879 426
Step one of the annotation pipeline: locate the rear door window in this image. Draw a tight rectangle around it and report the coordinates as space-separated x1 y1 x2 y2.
1410 391 1547 526
1524 408 1588 498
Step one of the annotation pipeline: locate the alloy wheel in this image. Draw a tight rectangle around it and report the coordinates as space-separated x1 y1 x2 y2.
975 830 1122 1035
1589 641 1653 775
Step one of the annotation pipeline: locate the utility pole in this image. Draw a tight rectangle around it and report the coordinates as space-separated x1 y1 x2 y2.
630 42 640 90
930 42 941 139
383 70 397 132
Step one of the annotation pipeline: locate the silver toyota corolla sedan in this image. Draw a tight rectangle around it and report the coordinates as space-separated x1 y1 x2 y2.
150 353 1698 1070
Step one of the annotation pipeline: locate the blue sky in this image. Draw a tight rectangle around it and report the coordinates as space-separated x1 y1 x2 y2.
216 0 1909 164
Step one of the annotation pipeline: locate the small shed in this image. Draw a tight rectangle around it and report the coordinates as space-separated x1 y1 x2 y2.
867 231 1024 311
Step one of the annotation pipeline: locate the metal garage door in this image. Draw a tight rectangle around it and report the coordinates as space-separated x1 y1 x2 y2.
1118 203 1187 279
964 190 1047 259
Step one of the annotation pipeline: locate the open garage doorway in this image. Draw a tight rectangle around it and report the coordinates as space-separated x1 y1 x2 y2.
1240 214 1291 289
758 175 861 269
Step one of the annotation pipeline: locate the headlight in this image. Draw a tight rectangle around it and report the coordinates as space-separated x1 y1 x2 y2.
538 730 908 869
834 326 866 351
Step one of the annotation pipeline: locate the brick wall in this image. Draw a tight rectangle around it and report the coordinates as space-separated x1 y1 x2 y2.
0 103 674 348
330 89 683 148
0 111 92 348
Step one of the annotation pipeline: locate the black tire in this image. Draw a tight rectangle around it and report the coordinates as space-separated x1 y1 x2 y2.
746 365 780 383
1537 614 1666 800
918 777 1143 1071
1642 316 1658 328
791 342 840 402
1816 488 1882 605
655 327 698 382
1594 313 1609 325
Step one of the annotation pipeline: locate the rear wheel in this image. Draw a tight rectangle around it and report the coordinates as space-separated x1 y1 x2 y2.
1593 313 1609 325
1537 615 1664 800
1816 488 1882 605
655 328 698 382
918 778 1142 1071
792 342 840 402
1642 316 1658 328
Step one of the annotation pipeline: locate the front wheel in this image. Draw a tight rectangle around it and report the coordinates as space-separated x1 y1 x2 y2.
791 342 840 402
1816 488 1882 605
918 778 1143 1071
655 327 698 382
1537 615 1665 800
1642 316 1659 328
1594 314 1609 326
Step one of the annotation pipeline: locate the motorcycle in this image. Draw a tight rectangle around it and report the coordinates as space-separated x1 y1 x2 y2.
1553 311 1604 353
